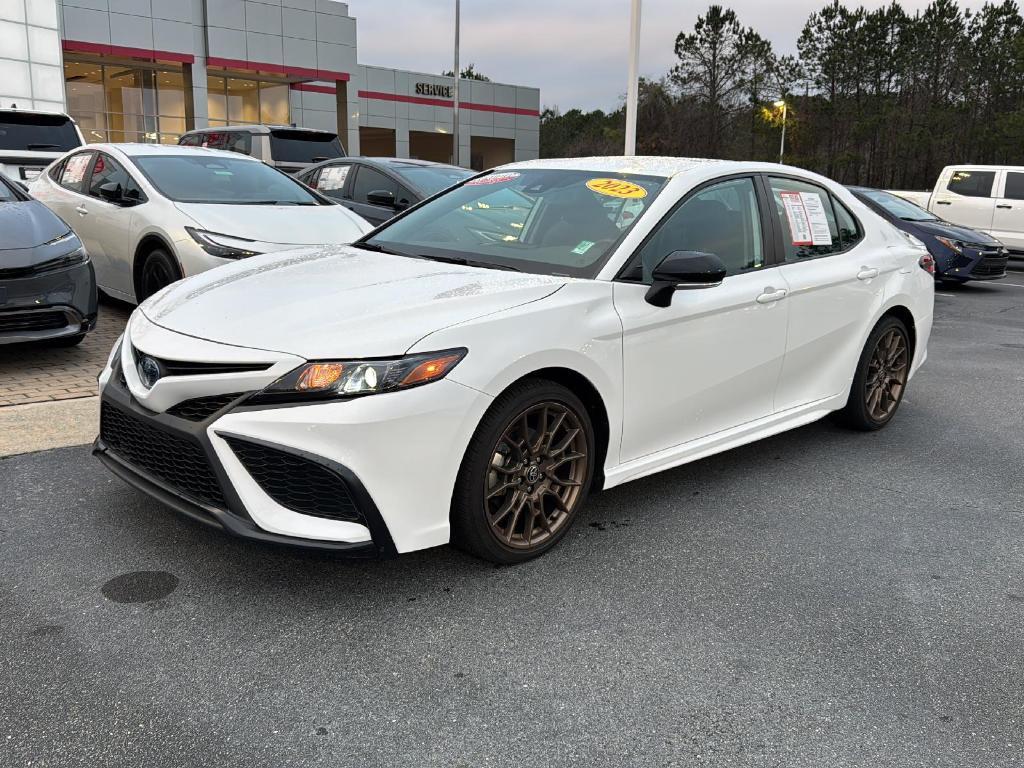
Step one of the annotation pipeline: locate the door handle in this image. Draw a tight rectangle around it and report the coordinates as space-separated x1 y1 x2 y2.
935 200 952 205
997 204 1012 209
857 266 879 281
756 287 787 304
75 205 88 216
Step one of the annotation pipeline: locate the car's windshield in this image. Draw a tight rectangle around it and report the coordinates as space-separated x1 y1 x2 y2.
365 169 667 277
390 163 474 196
131 155 322 205
0 112 81 152
269 129 345 163
856 188 937 221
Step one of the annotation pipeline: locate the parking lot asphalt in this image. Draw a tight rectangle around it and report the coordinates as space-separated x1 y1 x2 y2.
2 276 1023 768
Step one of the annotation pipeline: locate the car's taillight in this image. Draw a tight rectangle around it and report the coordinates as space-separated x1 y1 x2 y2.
919 254 936 275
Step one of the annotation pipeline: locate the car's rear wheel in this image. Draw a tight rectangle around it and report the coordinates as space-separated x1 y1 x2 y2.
137 249 181 302
836 316 911 431
451 380 595 564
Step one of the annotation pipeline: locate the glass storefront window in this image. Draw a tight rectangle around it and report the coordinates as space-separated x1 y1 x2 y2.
208 74 290 127
64 59 188 144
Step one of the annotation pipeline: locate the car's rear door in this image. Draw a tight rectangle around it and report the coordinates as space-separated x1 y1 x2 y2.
308 162 354 203
990 170 1024 250
768 175 894 411
930 167 997 233
347 165 403 225
613 174 790 462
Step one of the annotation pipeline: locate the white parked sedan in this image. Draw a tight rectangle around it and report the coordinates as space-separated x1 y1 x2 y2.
29 144 370 303
95 157 934 563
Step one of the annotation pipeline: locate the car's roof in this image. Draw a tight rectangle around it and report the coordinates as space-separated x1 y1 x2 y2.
182 124 336 135
0 108 73 118
500 156 825 181
81 143 261 160
300 156 468 175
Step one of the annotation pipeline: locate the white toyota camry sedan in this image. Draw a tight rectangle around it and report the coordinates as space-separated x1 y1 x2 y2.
95 157 934 563
29 144 370 303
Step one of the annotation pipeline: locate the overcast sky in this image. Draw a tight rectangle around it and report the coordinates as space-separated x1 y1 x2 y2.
348 0 992 111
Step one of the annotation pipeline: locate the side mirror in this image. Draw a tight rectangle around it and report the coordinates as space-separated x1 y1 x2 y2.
97 181 123 202
367 189 396 208
645 250 727 307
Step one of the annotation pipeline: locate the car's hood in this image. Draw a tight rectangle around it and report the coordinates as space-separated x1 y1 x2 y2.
0 199 69 254
911 218 1002 247
141 245 566 359
173 202 371 247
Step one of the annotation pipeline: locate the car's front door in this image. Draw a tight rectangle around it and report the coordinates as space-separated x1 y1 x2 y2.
931 167 997 233
81 152 146 297
613 175 790 462
347 166 410 225
990 170 1024 250
767 176 893 411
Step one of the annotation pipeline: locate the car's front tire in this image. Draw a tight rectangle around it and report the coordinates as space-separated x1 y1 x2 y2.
451 379 595 564
836 316 911 431
137 248 182 303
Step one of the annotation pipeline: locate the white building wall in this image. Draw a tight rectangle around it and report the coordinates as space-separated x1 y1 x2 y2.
0 0 65 111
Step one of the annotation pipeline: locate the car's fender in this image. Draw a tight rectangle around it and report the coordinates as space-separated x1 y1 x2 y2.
408 279 626 474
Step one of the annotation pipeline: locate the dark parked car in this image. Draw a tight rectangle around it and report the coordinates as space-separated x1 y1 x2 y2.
850 186 1008 283
0 173 97 345
296 157 474 226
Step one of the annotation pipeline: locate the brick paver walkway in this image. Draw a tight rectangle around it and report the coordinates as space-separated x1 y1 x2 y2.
0 301 131 407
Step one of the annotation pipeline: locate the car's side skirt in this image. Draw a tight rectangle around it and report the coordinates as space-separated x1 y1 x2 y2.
603 393 846 490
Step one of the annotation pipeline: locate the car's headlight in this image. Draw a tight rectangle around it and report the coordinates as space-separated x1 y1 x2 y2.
185 227 262 259
250 348 467 404
934 236 964 254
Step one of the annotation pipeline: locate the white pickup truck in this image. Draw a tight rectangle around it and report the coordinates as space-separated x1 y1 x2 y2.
890 165 1024 253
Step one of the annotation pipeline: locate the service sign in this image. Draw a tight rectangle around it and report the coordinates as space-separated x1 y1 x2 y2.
415 83 454 99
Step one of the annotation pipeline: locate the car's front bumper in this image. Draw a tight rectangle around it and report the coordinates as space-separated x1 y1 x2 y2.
0 260 98 344
96 341 493 555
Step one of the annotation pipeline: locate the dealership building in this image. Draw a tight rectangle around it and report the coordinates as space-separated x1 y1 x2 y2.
0 0 540 169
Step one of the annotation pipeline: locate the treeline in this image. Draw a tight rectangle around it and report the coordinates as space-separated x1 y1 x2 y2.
540 0 1024 190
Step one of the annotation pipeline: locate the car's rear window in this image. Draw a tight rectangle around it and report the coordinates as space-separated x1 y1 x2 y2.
269 129 345 164
0 112 81 153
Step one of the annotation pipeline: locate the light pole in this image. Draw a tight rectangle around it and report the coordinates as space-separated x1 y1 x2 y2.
624 0 642 156
774 99 787 165
452 0 461 166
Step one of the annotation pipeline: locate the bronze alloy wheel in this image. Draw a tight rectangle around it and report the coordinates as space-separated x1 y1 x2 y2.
483 401 589 550
865 326 909 422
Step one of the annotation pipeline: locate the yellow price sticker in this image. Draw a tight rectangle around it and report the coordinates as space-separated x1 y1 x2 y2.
586 178 648 199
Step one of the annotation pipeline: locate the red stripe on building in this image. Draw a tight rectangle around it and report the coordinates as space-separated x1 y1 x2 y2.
62 39 194 63
357 90 539 117
206 56 350 82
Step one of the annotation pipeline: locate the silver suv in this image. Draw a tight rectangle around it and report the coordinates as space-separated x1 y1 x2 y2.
177 124 346 175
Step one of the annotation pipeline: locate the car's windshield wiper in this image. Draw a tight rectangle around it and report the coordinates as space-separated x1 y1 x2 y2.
351 241 401 255
27 143 59 149
414 254 521 272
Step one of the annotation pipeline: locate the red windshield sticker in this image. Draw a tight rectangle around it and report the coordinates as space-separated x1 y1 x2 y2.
466 172 520 186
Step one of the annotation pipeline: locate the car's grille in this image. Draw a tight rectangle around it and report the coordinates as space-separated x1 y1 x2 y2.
100 403 225 508
166 393 245 422
0 310 68 333
224 437 361 523
131 345 272 377
971 253 1008 278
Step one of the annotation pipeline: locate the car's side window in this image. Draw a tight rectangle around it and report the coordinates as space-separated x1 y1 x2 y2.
58 151 94 195
316 163 352 197
200 132 227 150
86 153 144 203
946 169 995 198
352 167 398 205
224 131 251 155
629 176 765 282
48 158 65 181
1003 172 1024 200
768 177 843 262
834 198 863 250
178 134 202 147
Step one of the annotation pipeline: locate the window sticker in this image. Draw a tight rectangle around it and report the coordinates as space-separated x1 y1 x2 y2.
572 240 595 255
780 191 831 246
586 178 648 199
62 154 90 185
466 172 520 186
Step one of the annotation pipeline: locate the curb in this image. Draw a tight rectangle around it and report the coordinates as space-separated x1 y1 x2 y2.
0 397 98 458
